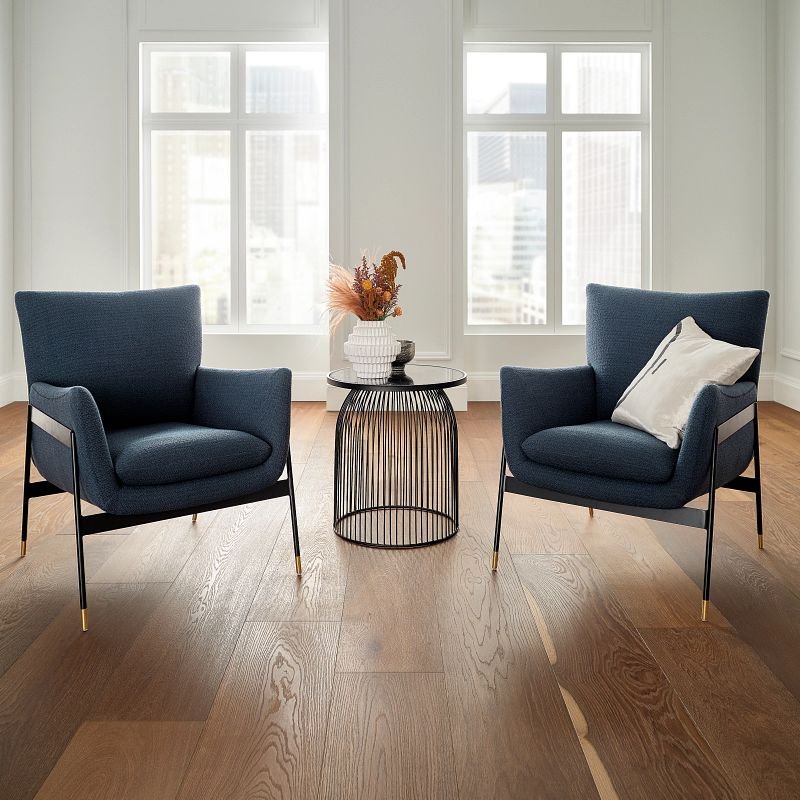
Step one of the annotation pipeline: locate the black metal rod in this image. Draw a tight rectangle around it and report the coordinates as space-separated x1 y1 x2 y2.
492 448 507 569
753 403 764 548
70 431 88 628
702 427 719 614
286 448 301 570
20 405 33 554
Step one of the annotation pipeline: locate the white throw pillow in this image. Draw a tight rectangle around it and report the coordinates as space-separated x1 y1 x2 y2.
611 316 759 449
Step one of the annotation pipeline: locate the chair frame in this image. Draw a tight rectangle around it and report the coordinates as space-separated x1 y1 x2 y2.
20 404 302 632
492 401 764 621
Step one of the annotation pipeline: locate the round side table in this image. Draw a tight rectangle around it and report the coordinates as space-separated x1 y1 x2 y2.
327 365 467 547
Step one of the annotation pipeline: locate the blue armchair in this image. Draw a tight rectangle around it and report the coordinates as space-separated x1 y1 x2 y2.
15 285 300 631
494 284 769 621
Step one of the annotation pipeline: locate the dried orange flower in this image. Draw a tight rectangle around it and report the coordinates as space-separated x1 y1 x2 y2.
394 306 403 317
361 279 373 291
383 291 392 301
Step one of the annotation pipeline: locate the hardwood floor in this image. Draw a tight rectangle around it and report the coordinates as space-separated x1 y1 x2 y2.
1 399 800 799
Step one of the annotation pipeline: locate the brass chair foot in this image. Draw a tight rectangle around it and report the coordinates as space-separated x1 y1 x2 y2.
491 550 499 571
81 608 89 632
701 599 709 622
295 555 302 575
588 507 594 518
191 513 198 524
758 534 764 550
20 540 27 557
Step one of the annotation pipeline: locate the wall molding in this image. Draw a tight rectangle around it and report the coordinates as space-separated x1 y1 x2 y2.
780 348 800 362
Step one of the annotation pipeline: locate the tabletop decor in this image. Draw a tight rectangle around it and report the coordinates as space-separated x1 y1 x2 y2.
391 340 415 377
328 251 406 380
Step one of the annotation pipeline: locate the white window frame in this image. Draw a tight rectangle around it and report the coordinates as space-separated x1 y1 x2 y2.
464 42 651 335
140 42 329 334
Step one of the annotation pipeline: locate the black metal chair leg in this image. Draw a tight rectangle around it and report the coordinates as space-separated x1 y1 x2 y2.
20 405 33 557
492 449 507 571
286 448 301 575
753 404 764 550
70 432 88 632
701 428 720 622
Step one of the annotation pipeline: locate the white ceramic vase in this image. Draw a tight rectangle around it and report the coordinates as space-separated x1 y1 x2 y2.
344 320 401 380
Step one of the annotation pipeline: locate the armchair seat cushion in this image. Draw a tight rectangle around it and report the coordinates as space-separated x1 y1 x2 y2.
107 422 272 487
521 420 678 484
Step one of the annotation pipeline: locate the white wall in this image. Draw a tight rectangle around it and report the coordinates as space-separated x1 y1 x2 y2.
6 0 780 406
773 0 800 409
0 0 12 405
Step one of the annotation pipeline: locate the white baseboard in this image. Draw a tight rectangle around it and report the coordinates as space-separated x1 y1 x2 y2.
0 372 27 406
773 372 800 411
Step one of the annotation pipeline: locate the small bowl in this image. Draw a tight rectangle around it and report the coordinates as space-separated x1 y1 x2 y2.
391 340 415 375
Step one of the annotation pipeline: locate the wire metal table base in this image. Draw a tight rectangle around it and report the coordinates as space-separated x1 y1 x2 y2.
333 386 459 547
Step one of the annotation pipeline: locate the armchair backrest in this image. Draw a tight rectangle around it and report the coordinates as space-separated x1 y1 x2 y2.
15 285 202 430
586 283 769 420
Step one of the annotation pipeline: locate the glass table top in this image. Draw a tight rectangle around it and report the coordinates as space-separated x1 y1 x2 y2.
327 364 467 391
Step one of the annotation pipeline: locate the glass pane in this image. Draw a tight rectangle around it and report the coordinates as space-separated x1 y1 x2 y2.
562 131 642 325
561 52 641 114
246 131 328 327
150 132 231 325
467 132 547 325
150 51 230 113
466 51 547 114
246 50 327 113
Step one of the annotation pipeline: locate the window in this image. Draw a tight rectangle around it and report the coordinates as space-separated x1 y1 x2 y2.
465 44 649 330
141 44 329 331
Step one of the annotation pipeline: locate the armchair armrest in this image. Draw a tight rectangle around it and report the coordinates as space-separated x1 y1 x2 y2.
676 381 758 496
500 365 596 474
192 367 292 464
28 382 117 507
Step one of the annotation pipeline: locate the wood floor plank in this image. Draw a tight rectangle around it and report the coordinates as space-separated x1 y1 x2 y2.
336 545 443 672
318 673 457 800
177 621 338 800
89 498 289 721
515 554 739 800
88 515 212 584
436 489 598 800
568 509 729 629
248 412 351 623
649 519 800 703
640 626 800 800
0 582 170 800
0 533 125 677
34 721 203 800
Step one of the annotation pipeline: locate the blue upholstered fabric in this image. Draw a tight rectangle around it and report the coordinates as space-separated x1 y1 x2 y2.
17 287 292 517
107 423 271 487
16 286 202 430
522 420 678 484
504 380 759 508
586 283 769 420
501 283 769 510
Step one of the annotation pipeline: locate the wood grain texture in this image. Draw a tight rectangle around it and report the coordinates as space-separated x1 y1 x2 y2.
318 673 457 800
336 545 443 672
568 508 730 629
249 412 351 623
89 515 213 584
649 518 800 703
641 626 800 800
0 582 169 800
178 622 338 800
436 488 598 800
89 498 289 721
515 554 739 800
0 532 124 676
34 721 203 800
